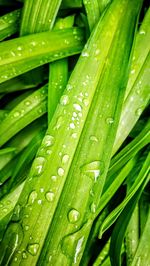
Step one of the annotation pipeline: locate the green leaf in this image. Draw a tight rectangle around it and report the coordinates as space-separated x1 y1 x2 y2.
0 85 47 146
0 27 85 83
99 153 150 237
109 171 150 266
0 147 16 155
131 205 150 266
20 0 62 35
0 9 20 41
113 8 150 154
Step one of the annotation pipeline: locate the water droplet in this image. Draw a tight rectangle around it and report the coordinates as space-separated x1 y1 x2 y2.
51 175 57 181
42 135 54 147
1 223 23 263
95 49 100 55
73 103 82 112
73 112 77 117
30 157 46 176
135 107 142 116
61 221 90 263
27 243 39 256
83 99 89 106
106 117 114 124
62 154 69 164
28 191 38 205
40 188 44 193
30 41 37 46
90 203 96 213
89 135 98 142
66 84 73 91
45 191 55 202
80 161 104 182
139 30 145 35
17 46 22 51
58 167 65 177
25 100 31 106
81 51 89 57
46 149 52 155
24 225 29 231
22 251 27 259
38 199 42 205
68 209 80 223
131 69 135 74
60 95 69 106
12 204 21 221
13 111 20 118
72 133 77 139
70 123 75 129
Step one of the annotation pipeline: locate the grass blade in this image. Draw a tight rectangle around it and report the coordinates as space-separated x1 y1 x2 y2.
0 85 47 146
109 171 150 266
0 9 20 41
48 15 74 122
113 8 150 154
83 0 100 31
99 153 150 237
0 27 85 83
38 0 143 264
131 205 150 266
20 0 62 35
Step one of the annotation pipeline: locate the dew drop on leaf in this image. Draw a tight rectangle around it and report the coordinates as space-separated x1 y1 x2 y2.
68 209 80 223
27 243 39 256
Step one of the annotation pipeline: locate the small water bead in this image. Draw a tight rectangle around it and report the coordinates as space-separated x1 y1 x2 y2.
40 188 44 193
70 123 75 129
24 225 29 231
60 95 69 106
38 199 42 205
62 154 69 164
58 167 65 177
42 135 54 147
131 69 135 74
90 135 98 142
28 191 38 204
51 175 57 181
68 209 80 223
27 243 39 256
72 133 77 139
64 39 70 45
135 107 143 116
17 46 22 51
30 41 37 46
25 100 31 106
13 111 20 118
46 149 52 155
95 49 100 55
73 112 77 117
66 84 73 91
90 203 96 213
22 252 28 259
31 157 46 176
12 204 21 221
10 51 16 57
73 103 82 112
81 161 104 183
106 117 114 124
81 51 89 57
83 99 89 106
45 191 55 202
139 30 146 35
